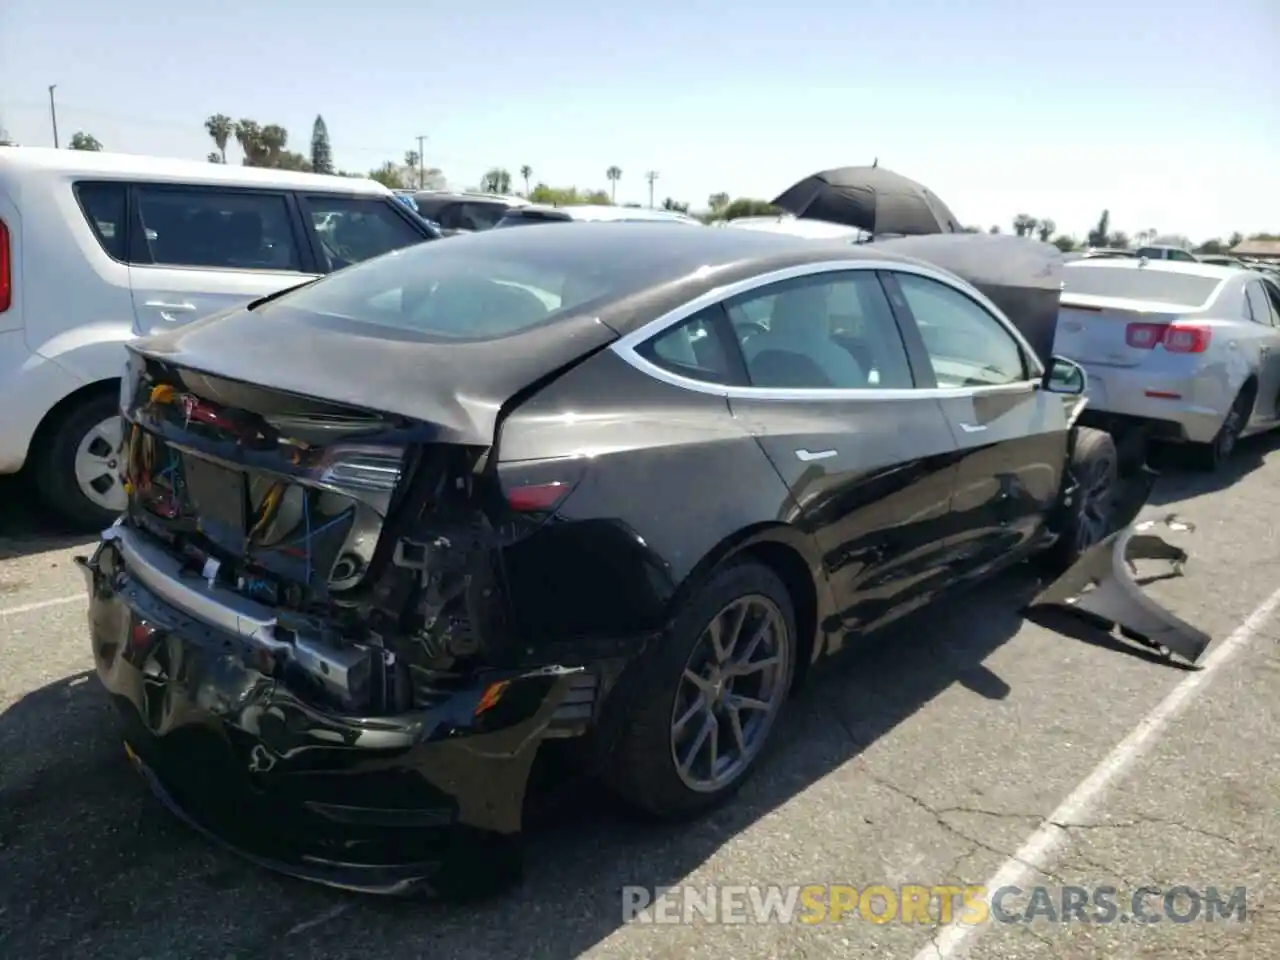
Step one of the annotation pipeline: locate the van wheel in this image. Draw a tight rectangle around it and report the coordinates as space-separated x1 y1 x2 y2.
1041 427 1118 574
603 561 796 820
33 392 127 530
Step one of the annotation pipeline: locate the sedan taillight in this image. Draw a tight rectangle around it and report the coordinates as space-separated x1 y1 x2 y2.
1124 322 1211 354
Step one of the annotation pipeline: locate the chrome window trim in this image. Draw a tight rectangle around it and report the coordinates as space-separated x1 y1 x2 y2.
610 259 1046 402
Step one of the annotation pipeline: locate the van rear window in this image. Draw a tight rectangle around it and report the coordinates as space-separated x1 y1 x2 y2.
74 182 128 260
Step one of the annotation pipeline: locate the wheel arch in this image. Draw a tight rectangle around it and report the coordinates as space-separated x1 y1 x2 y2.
664 521 830 688
28 377 121 459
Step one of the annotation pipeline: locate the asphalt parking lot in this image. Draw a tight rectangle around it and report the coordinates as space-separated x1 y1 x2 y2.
1 441 1277 960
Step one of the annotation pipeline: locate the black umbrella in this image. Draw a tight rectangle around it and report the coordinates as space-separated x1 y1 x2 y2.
771 165 961 236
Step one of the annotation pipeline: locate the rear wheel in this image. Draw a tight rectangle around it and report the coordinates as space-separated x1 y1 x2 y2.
32 392 127 529
603 561 796 819
1042 426 1118 573
1189 385 1252 472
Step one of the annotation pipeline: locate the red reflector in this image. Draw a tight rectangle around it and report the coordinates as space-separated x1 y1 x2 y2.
1144 390 1182 400
0 218 10 313
1125 322 1167 349
506 481 571 512
1163 325 1211 353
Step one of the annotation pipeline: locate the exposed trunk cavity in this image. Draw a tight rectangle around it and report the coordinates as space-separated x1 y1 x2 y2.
117 354 542 718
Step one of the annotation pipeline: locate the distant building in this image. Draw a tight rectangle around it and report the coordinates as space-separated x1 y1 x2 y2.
1231 239 1280 262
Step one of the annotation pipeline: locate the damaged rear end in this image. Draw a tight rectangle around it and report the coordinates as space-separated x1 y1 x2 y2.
81 335 618 894
106 352 594 716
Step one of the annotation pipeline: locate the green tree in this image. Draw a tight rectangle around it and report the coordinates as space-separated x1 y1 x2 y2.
1051 235 1076 252
961 225 983 233
1012 213 1036 237
310 115 334 174
1036 218 1056 243
1195 238 1226 255
1110 231 1131 249
661 197 690 213
205 114 233 163
368 162 405 189
707 192 730 213
988 225 1001 234
705 197 779 222
520 165 532 195
480 168 512 194
234 119 311 170
1087 210 1111 248
69 131 102 151
606 166 622 203
1228 231 1244 248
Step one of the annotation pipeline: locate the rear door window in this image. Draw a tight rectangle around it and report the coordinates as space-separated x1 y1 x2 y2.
1244 283 1271 325
300 195 428 270
135 187 301 271
73 181 128 260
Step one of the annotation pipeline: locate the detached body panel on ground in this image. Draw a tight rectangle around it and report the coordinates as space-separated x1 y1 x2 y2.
77 224 1205 896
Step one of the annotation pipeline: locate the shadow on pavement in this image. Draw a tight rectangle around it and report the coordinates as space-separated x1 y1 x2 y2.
0 569 1040 959
0 475 99 559
1144 431 1280 508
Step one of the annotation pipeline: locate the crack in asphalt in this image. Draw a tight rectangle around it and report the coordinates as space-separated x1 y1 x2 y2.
1050 815 1277 857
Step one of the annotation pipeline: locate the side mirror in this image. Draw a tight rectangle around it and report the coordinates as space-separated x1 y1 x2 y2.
1044 355 1087 396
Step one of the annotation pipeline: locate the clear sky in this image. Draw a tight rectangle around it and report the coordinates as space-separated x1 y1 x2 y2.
2 0 1276 242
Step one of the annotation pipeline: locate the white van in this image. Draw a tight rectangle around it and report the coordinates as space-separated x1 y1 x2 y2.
0 148 439 527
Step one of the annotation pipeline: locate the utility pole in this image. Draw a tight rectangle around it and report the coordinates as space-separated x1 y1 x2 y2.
48 84 59 148
646 170 658 208
415 134 427 189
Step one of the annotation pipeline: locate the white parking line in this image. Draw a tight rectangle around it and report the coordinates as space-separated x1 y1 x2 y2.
0 594 85 618
912 582 1280 960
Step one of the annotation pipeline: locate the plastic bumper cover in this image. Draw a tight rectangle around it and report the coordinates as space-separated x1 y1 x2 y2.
77 532 583 898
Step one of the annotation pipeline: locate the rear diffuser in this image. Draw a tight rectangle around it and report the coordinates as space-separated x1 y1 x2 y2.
1027 514 1211 665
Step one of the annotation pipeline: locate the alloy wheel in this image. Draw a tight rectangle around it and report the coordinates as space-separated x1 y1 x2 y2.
669 594 790 793
73 415 127 513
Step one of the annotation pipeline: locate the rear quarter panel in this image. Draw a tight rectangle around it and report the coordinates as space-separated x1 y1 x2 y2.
496 348 824 643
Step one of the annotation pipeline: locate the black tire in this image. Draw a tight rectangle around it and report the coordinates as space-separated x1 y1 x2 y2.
602 560 797 820
1188 385 1252 472
32 391 126 530
1041 426 1118 574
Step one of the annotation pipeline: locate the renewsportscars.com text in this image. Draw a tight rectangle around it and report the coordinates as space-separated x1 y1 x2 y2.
621 884 1249 925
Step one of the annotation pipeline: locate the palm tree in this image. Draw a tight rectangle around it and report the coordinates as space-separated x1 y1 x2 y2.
205 114 234 163
606 166 622 203
520 165 532 196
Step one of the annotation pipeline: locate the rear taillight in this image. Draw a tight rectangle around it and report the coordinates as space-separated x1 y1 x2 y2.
1163 325 1211 353
0 218 10 313
506 481 574 513
1125 323 1165 349
1124 322 1211 354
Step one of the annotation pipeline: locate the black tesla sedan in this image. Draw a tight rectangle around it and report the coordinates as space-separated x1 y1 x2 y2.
80 222 1116 896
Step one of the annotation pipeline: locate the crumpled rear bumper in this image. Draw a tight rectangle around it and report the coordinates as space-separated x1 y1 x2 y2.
1028 515 1211 664
77 531 584 898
